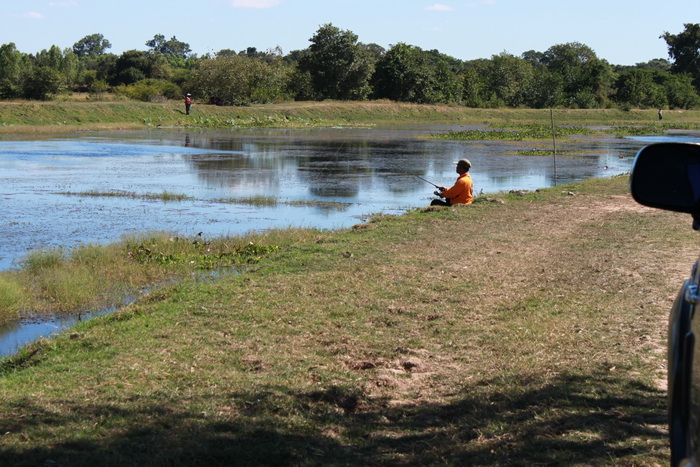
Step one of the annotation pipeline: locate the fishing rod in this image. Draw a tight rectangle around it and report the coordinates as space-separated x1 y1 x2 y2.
414 175 439 188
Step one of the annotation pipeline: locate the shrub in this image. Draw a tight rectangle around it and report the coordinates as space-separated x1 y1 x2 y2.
114 79 182 102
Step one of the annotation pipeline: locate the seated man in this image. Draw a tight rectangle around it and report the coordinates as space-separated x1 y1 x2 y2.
431 158 474 206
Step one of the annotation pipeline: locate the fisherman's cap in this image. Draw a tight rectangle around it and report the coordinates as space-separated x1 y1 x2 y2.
454 158 471 169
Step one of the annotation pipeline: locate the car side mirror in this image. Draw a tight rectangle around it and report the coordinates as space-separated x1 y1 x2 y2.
630 143 700 228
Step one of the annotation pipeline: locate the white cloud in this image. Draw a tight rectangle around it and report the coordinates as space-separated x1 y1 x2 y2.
230 0 283 8
20 11 45 19
425 3 454 11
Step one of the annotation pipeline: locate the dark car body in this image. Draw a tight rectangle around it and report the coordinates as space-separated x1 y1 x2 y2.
630 142 700 466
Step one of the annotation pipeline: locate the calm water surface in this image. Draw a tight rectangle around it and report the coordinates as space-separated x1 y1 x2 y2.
1 126 697 356
1 126 667 271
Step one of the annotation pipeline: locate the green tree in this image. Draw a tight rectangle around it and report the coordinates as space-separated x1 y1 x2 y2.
661 73 700 109
487 52 534 107
662 23 700 90
541 42 613 108
110 50 165 85
284 48 316 100
372 43 461 104
523 68 564 108
92 53 118 82
372 43 436 103
22 66 63 100
461 59 495 107
32 45 83 91
72 33 111 59
146 34 192 59
0 43 29 98
614 69 667 108
187 54 288 105
433 60 462 104
297 23 375 100
34 45 64 69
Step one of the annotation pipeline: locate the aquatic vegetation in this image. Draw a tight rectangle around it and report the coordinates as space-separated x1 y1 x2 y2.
516 149 559 156
599 123 699 135
217 196 279 206
514 149 578 156
430 124 596 141
126 235 280 269
285 199 352 210
58 190 193 201
184 114 331 129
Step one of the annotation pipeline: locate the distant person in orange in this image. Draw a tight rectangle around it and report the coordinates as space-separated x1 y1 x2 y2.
431 158 474 206
185 93 192 115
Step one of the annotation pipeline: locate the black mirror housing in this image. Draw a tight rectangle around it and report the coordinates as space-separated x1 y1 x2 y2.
630 143 700 215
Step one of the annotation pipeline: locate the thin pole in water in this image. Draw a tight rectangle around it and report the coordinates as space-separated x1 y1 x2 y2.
550 109 557 186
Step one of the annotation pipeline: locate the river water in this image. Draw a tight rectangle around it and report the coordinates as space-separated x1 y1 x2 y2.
1 126 697 356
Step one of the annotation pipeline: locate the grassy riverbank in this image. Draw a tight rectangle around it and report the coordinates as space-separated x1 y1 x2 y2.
0 174 695 465
2 98 700 132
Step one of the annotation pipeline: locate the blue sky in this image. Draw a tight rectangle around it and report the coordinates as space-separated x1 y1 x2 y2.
2 0 698 65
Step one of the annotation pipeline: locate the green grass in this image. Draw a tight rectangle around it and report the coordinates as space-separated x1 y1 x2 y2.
3 98 700 132
0 175 686 465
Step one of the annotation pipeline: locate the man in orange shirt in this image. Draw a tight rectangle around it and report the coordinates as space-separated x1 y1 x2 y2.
430 158 474 206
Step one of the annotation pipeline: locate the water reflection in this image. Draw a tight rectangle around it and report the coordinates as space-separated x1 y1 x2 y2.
2 128 697 275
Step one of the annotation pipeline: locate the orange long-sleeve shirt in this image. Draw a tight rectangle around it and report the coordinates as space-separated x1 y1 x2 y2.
442 173 473 205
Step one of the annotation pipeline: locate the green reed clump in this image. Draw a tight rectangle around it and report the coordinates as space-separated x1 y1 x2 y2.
157 190 192 201
217 196 279 206
0 275 23 323
36 265 103 312
58 190 192 202
21 248 65 272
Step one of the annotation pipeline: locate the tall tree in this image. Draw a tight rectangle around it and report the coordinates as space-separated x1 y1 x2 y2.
110 50 153 85
22 66 63 100
541 42 613 108
146 34 192 59
372 43 460 104
72 33 111 59
373 43 435 103
662 23 700 89
461 59 496 107
0 43 29 98
297 23 374 100
187 54 288 105
614 69 667 108
486 52 534 107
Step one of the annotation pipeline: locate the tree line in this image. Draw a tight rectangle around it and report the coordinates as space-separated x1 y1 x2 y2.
1 23 699 110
